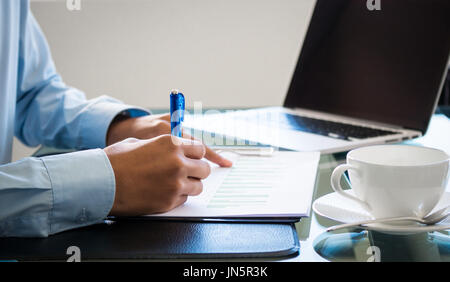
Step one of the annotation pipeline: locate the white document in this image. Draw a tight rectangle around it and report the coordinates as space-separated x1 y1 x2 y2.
146 151 321 218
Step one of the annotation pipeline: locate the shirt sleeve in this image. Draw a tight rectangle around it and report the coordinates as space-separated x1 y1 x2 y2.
14 6 149 149
0 149 115 237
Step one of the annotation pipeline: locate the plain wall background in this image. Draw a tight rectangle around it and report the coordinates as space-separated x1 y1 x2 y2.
12 0 315 161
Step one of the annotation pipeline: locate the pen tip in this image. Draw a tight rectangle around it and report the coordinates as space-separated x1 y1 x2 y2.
171 89 179 95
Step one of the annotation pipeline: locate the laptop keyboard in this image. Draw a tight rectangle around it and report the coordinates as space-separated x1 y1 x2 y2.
272 113 399 141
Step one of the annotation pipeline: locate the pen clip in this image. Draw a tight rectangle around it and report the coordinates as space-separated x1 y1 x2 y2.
179 94 185 121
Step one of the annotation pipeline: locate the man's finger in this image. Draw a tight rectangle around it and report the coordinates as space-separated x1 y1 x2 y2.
181 133 232 167
181 140 206 160
205 146 233 167
184 159 211 179
171 195 189 209
182 131 196 141
182 178 204 196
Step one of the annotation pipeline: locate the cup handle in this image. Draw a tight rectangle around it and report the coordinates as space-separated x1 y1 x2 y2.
330 164 371 211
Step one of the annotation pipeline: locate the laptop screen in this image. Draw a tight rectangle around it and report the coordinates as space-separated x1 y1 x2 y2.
284 0 450 133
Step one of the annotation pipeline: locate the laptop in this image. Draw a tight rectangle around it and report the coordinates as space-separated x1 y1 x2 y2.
185 0 450 154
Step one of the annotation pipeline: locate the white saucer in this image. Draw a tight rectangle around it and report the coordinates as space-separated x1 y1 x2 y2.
312 191 450 235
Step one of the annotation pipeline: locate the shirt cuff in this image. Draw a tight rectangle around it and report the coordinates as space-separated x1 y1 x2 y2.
40 149 116 235
80 96 150 149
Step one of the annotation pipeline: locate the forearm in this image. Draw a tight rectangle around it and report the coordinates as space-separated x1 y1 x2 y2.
0 149 115 237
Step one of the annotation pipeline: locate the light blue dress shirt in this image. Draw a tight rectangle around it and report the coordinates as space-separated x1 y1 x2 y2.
0 1 149 237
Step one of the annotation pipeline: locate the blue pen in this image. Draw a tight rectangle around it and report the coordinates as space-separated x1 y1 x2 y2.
169 89 185 137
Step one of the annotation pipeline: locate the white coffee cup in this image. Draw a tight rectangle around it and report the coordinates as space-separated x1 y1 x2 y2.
331 145 449 219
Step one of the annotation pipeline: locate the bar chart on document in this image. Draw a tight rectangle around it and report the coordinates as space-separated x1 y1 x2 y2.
147 151 320 219
207 156 279 209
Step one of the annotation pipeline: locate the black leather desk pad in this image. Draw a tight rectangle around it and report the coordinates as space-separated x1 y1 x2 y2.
0 219 300 261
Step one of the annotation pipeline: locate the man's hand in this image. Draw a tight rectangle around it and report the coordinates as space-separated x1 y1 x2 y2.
105 135 212 215
106 113 232 167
